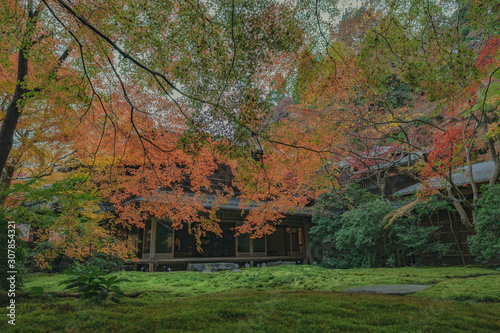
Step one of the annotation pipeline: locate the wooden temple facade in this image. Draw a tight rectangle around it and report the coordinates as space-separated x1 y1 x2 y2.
132 210 313 271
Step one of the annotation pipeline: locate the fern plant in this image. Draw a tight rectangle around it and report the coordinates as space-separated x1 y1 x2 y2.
60 268 128 305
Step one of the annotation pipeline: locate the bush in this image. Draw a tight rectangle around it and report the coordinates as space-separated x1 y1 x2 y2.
310 184 377 261
311 186 449 268
85 252 123 273
333 199 394 268
26 241 63 273
67 252 122 275
60 268 128 305
468 184 500 261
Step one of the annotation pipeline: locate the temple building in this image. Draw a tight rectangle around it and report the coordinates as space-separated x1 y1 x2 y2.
131 202 313 271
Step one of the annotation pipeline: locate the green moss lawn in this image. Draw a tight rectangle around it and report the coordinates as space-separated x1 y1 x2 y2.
2 265 499 332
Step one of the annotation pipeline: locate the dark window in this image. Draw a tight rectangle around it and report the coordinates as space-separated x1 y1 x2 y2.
174 223 234 257
291 227 303 252
237 234 250 253
267 226 287 256
253 236 266 252
143 220 151 254
155 220 173 253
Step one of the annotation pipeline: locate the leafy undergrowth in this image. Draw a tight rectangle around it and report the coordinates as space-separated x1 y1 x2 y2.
22 265 500 301
4 291 500 332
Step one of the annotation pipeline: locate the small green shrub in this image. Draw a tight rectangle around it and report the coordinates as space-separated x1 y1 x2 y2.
67 252 122 275
85 253 122 273
60 268 128 305
66 260 94 275
469 184 500 261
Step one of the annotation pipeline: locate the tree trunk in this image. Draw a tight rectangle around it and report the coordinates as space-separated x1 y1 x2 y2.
0 8 38 184
0 164 15 205
489 158 500 186
0 48 30 180
446 196 475 230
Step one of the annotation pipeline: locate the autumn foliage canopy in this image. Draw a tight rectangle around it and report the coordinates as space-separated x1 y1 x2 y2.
1 0 499 266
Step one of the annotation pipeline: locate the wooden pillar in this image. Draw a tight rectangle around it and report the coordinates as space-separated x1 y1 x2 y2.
150 218 157 270
303 220 313 264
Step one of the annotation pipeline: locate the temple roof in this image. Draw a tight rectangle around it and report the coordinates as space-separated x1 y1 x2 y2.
394 160 496 196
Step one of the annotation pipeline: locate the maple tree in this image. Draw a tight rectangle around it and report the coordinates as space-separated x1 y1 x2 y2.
1 0 499 276
355 0 500 229
270 0 500 233
300 1 500 229
0 0 313 270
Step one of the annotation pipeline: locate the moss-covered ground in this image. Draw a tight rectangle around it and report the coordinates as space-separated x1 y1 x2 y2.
2 265 499 332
